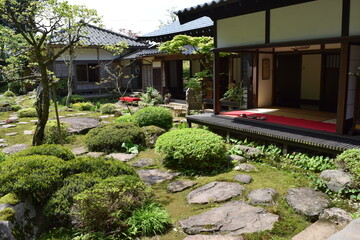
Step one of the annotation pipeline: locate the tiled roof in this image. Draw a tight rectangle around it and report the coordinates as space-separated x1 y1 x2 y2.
123 45 198 60
140 16 213 39
51 24 147 47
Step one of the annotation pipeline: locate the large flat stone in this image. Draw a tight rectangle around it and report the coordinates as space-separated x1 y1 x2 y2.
168 181 197 193
71 147 88 155
319 170 352 192
60 117 100 134
137 169 179 185
180 201 278 235
106 153 136 162
131 158 155 168
184 235 244 240
2 144 30 155
327 218 360 240
292 221 344 240
248 188 278 205
187 181 245 204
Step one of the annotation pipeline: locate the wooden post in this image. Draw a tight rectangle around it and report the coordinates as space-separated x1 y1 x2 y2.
213 52 221 114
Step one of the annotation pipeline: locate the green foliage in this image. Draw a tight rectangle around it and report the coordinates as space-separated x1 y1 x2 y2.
0 97 21 111
155 128 230 173
3 90 16 97
139 87 163 105
184 70 211 91
336 148 360 185
0 207 15 221
44 120 70 144
115 114 134 123
0 151 6 163
122 140 140 154
60 94 85 105
0 193 20 205
18 107 37 117
158 35 213 56
72 175 152 233
100 103 117 114
133 106 173 131
44 173 102 223
221 80 245 107
284 152 335 172
71 102 95 111
127 202 171 236
13 144 75 161
85 123 145 153
7 81 25 95
0 155 67 204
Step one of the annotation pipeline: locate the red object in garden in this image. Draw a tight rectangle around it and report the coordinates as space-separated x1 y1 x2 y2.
119 97 141 103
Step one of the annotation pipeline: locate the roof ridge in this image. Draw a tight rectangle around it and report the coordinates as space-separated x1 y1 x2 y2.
85 23 139 41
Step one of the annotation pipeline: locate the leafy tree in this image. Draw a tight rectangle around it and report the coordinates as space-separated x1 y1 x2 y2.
0 0 100 145
158 7 178 28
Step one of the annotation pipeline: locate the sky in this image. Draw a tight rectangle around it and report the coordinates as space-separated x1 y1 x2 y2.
65 0 210 36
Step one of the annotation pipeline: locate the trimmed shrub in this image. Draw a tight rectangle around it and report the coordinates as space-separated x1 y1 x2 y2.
71 102 95 111
13 144 75 161
72 175 152 233
127 202 171 236
3 90 15 97
67 156 137 178
0 155 68 203
0 207 15 221
0 98 21 111
155 128 229 173
85 123 145 153
100 103 117 114
44 173 102 223
44 120 70 144
336 148 360 185
142 125 166 148
60 94 85 105
115 114 134 123
133 106 173 131
18 107 37 118
7 81 25 95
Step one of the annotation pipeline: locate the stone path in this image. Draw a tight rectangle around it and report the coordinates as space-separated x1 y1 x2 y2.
131 158 155 167
106 153 136 162
168 180 197 193
2 144 30 155
60 117 100 133
137 169 179 185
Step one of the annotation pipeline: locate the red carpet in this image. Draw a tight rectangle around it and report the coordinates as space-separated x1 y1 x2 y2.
221 111 336 133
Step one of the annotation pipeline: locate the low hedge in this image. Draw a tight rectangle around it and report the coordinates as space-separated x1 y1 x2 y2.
18 107 37 118
13 144 75 161
100 103 117 114
132 106 173 131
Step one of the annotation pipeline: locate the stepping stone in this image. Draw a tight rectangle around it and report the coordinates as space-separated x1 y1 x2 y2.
58 116 66 119
319 208 352 225
66 114 77 117
75 113 88 116
319 170 352 192
248 188 278 205
2 144 30 155
7 117 19 123
30 120 38 123
5 132 18 136
168 180 197 193
100 115 109 119
184 235 244 240
18 122 29 125
0 121 6 125
233 174 252 184
0 139 6 143
24 130 34 135
179 201 278 235
131 158 155 167
71 147 88 155
234 163 258 172
2 124 16 128
86 152 105 158
228 155 246 163
137 169 180 185
187 181 245 204
286 188 329 217
61 117 100 134
327 218 360 240
101 121 110 124
106 153 136 162
235 145 262 157
0 144 9 148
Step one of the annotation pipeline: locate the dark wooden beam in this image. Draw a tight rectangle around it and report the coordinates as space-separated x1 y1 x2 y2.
342 0 350 37
336 42 350 134
213 52 221 114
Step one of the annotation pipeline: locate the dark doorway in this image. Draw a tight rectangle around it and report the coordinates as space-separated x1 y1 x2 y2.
165 61 185 99
320 54 340 113
153 68 162 93
275 54 301 108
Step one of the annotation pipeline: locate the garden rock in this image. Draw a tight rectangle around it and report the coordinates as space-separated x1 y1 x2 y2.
0 221 14 240
2 124 16 128
319 208 352 225
7 117 19 123
327 218 360 240
228 155 246 163
100 115 109 119
30 120 38 123
71 147 88 155
168 180 197 193
184 235 244 240
142 125 166 148
23 130 34 135
233 174 252 184
137 169 180 185
319 170 352 192
106 153 136 162
0 139 6 143
131 158 155 167
18 122 29 125
179 201 278 235
286 188 329 217
0 144 9 148
235 145 262 157
234 163 258 172
187 181 245 204
86 152 105 158
292 221 345 240
60 117 100 134
248 188 278 205
5 132 18 136
2 144 30 155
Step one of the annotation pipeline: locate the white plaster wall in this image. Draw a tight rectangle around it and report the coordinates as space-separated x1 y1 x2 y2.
301 54 322 101
270 0 342 43
258 53 273 107
350 0 360 36
55 48 116 61
346 45 360 119
217 12 265 48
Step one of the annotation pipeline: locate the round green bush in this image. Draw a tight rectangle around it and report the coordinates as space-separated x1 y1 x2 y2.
18 107 37 118
133 106 173 131
72 175 152 233
155 128 229 172
100 103 117 114
44 120 70 144
85 123 145 153
3 90 15 97
0 155 68 203
44 173 102 223
115 114 134 123
336 148 360 185
71 102 94 111
13 144 75 161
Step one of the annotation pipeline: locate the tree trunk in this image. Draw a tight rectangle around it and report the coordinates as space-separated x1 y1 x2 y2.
33 65 51 146
66 44 74 107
